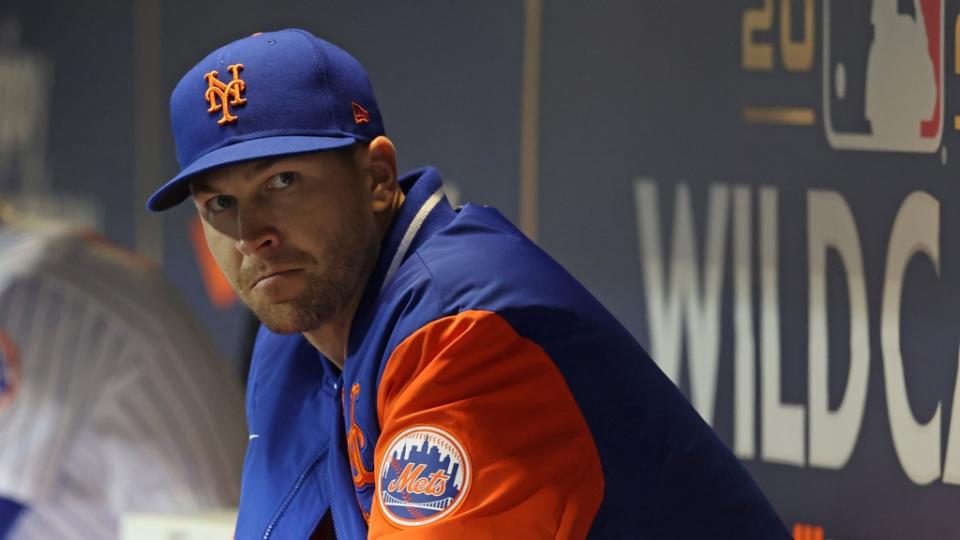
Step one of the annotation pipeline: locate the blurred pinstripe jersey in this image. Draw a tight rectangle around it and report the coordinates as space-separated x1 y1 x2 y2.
0 225 246 540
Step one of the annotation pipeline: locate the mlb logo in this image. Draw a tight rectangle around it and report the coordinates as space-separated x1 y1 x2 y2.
823 0 943 152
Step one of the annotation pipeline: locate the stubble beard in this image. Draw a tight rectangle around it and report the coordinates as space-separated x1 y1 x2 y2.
239 227 379 335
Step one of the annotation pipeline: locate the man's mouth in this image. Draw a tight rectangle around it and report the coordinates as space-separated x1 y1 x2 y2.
251 268 303 290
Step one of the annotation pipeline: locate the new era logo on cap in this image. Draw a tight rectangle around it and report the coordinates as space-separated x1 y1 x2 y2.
352 101 371 125
147 28 386 211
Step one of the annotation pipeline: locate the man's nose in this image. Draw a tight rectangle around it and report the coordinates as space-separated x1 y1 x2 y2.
234 206 280 257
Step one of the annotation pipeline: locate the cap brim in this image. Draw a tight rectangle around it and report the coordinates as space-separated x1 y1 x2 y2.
147 135 358 211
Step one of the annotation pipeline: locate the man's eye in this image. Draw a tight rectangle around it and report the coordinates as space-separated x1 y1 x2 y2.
268 172 295 190
207 195 235 213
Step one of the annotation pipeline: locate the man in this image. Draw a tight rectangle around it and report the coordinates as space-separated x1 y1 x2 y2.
0 202 246 539
148 29 790 539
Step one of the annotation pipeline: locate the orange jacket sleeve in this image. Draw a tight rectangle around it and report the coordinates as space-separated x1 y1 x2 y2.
369 310 604 539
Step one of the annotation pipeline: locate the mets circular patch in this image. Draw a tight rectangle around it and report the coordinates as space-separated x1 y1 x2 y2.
377 425 471 527
0 330 20 411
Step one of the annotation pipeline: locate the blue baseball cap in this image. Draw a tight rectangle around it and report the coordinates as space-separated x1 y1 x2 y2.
147 28 385 211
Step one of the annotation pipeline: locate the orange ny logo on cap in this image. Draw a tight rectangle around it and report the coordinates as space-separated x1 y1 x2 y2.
204 64 247 125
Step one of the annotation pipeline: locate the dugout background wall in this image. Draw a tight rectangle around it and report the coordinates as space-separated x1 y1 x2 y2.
2 1 958 537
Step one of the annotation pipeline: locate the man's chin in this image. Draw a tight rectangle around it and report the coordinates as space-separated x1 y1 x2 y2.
259 320 310 335
250 302 326 335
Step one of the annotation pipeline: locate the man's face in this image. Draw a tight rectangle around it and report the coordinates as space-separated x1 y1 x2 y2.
190 148 381 334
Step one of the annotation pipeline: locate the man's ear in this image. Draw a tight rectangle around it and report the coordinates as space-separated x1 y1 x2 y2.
368 136 399 212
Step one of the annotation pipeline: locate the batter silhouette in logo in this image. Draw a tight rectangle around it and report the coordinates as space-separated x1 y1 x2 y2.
866 0 936 138
823 0 943 152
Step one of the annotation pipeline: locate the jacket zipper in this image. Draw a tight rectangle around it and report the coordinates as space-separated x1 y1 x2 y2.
262 453 324 540
327 375 346 539
325 468 343 539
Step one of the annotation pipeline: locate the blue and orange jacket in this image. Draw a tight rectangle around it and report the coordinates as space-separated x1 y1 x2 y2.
235 167 790 539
